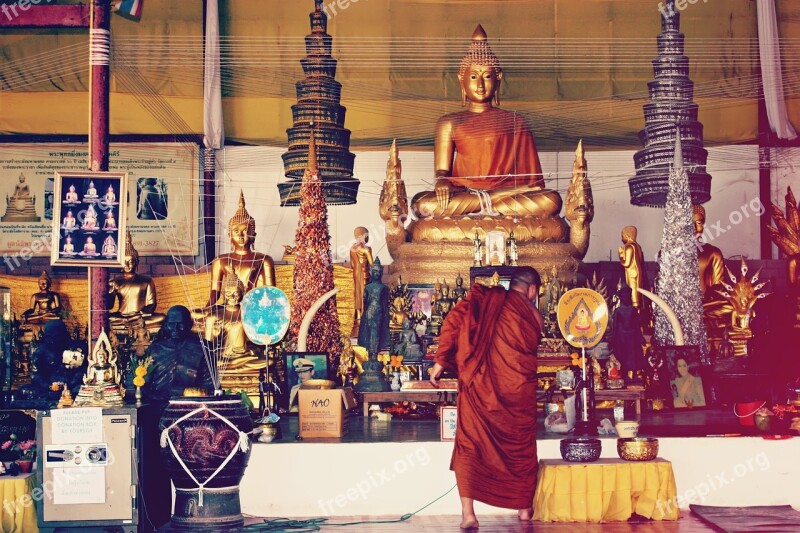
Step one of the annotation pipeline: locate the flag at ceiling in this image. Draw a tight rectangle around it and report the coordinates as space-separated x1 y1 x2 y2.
112 0 143 20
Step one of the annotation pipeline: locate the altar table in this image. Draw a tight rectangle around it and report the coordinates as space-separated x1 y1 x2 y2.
0 473 38 533
360 389 457 417
532 458 680 522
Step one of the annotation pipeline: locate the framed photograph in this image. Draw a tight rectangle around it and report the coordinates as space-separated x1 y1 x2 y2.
408 284 436 319
655 345 706 408
285 352 328 413
50 171 127 267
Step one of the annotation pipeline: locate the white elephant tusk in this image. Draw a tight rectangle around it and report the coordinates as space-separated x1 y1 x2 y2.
298 288 341 352
637 288 684 345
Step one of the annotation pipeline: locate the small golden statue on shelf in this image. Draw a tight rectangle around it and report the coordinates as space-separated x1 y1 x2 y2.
22 271 62 325
107 231 165 333
618 225 647 309
717 259 770 356
57 385 74 408
350 226 374 335
73 330 125 407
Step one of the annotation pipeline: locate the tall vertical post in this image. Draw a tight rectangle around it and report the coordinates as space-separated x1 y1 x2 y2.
88 0 111 341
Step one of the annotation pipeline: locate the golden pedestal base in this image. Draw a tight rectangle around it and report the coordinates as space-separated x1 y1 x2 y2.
409 215 568 244
387 241 582 285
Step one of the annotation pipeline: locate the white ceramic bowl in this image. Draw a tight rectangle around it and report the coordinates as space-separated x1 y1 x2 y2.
615 420 640 438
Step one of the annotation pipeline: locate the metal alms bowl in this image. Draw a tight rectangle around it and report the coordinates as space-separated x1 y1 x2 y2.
617 437 659 461
560 437 602 463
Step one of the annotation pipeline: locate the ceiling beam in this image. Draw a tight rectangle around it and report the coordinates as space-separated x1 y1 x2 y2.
0 4 89 29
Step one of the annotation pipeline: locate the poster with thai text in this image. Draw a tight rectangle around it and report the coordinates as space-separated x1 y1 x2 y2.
0 142 199 257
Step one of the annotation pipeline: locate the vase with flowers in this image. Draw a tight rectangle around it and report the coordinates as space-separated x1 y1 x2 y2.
1 435 37 473
132 355 154 405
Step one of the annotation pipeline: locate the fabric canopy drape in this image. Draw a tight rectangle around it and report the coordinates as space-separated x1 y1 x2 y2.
757 0 797 140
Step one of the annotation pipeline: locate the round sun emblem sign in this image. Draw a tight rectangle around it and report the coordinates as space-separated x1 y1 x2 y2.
556 288 609 348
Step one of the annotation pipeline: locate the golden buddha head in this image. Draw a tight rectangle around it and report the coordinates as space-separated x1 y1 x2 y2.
692 205 705 235
223 275 246 306
18 174 25 183
458 25 502 106
38 270 51 291
354 226 369 244
621 225 638 244
228 190 256 250
123 231 139 273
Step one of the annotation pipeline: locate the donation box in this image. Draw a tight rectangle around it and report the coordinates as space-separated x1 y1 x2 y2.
37 406 139 533
298 387 357 438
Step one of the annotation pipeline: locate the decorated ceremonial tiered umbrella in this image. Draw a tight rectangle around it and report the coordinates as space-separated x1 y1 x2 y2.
629 0 711 207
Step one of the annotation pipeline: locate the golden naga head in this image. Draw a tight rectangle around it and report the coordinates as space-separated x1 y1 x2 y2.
718 258 769 316
228 190 256 240
458 25 503 106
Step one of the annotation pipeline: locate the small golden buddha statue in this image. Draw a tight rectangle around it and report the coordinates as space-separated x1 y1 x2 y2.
107 231 165 332
81 236 98 256
204 275 263 371
618 225 647 309
104 184 117 204
2 173 40 222
84 180 98 200
101 235 117 257
64 184 79 204
62 209 77 230
208 191 276 307
102 210 117 230
22 271 63 325
62 235 76 255
693 205 725 298
73 330 125 407
350 226 374 334
82 204 99 230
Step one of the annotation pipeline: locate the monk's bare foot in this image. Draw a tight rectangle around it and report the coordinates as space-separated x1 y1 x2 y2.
518 507 533 521
460 516 479 529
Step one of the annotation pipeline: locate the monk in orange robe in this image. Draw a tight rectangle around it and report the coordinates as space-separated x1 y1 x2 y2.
431 266 543 529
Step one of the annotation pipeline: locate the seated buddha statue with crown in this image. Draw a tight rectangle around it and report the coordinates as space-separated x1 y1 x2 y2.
409 25 568 245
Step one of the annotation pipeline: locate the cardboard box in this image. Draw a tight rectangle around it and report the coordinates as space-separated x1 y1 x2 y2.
298 387 357 438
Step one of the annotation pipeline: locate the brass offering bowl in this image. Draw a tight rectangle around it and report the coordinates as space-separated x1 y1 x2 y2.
617 437 659 461
560 438 602 463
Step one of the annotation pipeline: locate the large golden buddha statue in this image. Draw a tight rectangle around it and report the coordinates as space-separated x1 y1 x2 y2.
107 231 165 332
384 25 592 284
208 191 276 307
2 173 40 222
409 25 564 242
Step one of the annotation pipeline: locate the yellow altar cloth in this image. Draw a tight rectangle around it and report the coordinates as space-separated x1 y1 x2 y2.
533 458 680 523
0 473 38 533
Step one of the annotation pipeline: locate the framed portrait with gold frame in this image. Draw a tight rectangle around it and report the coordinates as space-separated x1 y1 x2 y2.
50 171 127 267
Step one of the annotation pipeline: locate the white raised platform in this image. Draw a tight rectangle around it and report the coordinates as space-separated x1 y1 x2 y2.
239 432 799 518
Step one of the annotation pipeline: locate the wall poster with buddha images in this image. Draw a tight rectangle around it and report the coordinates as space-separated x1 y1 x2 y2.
50 171 128 268
0 142 199 258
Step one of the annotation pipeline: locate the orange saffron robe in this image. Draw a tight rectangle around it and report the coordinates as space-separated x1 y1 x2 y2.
448 107 544 191
435 284 540 509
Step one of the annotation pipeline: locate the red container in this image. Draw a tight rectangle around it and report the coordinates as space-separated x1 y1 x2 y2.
734 400 765 427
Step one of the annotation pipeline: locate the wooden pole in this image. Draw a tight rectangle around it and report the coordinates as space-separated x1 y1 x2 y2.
88 0 111 341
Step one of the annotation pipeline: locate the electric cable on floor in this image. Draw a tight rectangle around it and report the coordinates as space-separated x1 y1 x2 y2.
243 483 457 531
